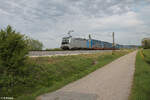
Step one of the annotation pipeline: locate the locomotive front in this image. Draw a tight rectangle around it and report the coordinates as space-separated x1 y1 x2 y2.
61 37 71 50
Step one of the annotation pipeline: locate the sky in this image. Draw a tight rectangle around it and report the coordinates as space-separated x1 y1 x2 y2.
0 0 150 48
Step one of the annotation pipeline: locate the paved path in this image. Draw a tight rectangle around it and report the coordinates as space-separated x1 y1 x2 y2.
37 51 137 100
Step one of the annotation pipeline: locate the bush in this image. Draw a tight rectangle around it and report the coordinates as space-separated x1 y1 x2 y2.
27 38 43 51
142 38 150 49
0 25 29 97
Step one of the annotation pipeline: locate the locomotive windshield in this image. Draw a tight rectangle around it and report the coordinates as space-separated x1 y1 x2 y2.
61 37 70 44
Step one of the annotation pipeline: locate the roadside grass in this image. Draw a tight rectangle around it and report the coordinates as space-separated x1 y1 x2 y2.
130 49 150 100
142 49 150 64
16 50 133 100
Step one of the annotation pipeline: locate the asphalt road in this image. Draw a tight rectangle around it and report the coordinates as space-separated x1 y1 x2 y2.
29 50 112 57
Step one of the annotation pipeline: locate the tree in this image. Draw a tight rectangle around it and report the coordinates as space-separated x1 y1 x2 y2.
0 25 29 96
0 25 29 74
27 38 43 50
142 38 150 49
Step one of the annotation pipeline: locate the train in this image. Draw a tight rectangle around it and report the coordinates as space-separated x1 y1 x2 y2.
61 36 123 50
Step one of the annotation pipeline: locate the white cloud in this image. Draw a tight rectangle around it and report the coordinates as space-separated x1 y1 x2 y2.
0 0 150 48
0 9 10 15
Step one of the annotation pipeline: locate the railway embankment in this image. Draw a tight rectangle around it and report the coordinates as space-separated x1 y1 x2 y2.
29 50 113 57
130 49 150 100
15 50 133 100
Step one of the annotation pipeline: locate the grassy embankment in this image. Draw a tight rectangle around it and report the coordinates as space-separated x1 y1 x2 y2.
130 49 150 100
16 50 133 100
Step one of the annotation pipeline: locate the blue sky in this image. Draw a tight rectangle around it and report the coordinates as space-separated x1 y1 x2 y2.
0 0 150 48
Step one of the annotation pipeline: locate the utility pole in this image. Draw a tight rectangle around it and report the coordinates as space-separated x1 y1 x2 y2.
89 34 92 39
112 32 115 50
89 34 92 49
112 32 115 55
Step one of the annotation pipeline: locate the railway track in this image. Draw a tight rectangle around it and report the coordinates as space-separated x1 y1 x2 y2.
29 50 112 57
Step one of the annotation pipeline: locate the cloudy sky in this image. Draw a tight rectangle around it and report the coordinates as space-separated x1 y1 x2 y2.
0 0 150 48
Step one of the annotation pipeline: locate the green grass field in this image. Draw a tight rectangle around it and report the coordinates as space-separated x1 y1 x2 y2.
142 49 150 64
130 49 150 100
15 50 132 100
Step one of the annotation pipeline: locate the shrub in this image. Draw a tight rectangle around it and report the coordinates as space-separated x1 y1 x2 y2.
0 25 29 96
27 38 43 51
142 38 150 49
